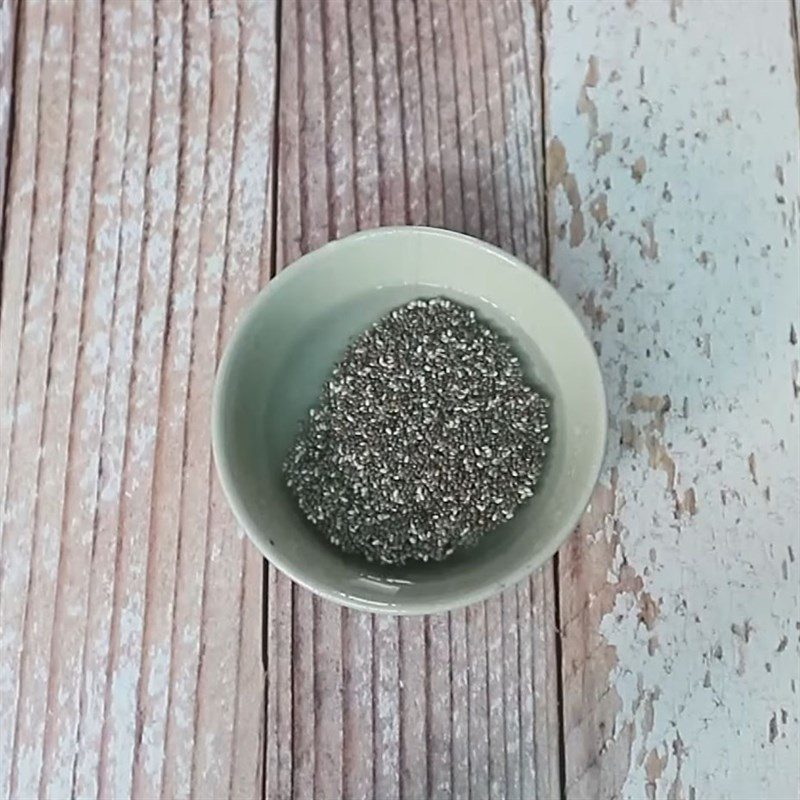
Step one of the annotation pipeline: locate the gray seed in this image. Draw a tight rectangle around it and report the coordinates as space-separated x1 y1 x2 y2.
283 297 551 565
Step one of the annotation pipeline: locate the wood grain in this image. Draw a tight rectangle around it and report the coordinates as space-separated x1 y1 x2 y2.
543 1 800 798
0 2 276 798
0 0 14 240
266 1 560 799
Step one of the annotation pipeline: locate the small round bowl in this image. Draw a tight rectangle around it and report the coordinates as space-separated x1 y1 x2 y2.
212 227 606 614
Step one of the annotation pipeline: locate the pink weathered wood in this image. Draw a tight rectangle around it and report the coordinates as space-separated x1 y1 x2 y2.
38 2 132 795
3 1 564 796
2 1 75 797
74 2 154 794
0 0 15 239
16 0 100 797
99 0 182 794
189 0 275 796
160 2 213 796
0 0 29 524
267 2 560 799
133 0 209 795
1 1 276 798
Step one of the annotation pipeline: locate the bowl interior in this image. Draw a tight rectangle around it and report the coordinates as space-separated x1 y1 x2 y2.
213 227 606 613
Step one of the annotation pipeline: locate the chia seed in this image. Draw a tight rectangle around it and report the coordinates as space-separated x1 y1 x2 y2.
283 297 551 565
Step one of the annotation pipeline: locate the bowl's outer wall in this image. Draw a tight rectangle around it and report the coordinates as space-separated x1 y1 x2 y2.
212 227 607 613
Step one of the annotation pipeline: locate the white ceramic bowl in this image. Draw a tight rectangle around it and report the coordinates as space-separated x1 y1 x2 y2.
212 227 606 614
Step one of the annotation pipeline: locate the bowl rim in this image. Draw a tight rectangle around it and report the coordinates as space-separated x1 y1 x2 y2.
212 225 608 615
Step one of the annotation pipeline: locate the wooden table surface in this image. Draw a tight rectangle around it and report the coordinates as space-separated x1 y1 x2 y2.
1 1 798 799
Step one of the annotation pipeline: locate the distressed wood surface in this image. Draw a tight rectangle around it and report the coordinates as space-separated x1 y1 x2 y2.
0 2 276 799
544 1 800 799
266 1 560 799
2 1 799 799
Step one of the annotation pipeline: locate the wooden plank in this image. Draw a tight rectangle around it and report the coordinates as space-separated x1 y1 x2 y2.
134 0 210 795
225 5 278 796
13 0 100 797
191 0 275 796
1 1 76 797
74 1 155 793
267 1 560 798
159 1 213 796
544 1 800 798
0 0 24 514
98 0 182 795
39 1 132 795
0 1 277 797
0 0 15 239
0 1 45 796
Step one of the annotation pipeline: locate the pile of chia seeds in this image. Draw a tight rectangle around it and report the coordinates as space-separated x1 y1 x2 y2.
283 297 550 565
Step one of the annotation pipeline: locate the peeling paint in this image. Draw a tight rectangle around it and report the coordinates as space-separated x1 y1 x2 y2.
547 137 585 248
590 193 608 224
632 156 647 183
549 1 800 798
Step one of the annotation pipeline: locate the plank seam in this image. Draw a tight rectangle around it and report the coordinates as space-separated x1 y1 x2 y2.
224 1 250 791
321 0 335 239
296 0 310 250
532 1 566 797
532 0 551 274
258 3 283 793
260 0 282 289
